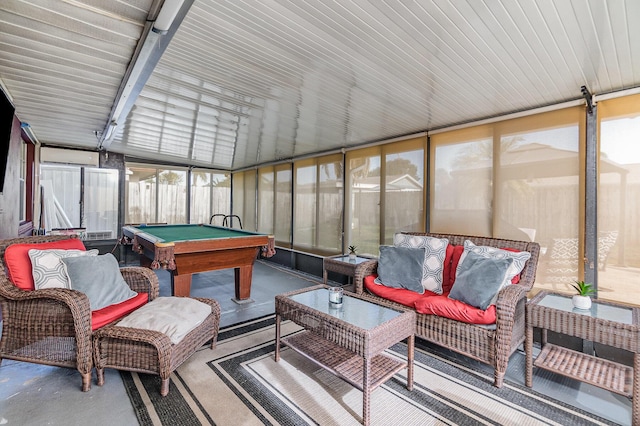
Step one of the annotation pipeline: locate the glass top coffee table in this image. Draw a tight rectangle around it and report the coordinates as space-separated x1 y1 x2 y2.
275 285 416 426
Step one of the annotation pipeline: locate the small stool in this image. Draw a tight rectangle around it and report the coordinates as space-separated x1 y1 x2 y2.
92 297 221 396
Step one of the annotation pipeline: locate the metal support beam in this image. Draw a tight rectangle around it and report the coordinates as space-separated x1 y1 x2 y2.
98 0 194 150
584 100 598 289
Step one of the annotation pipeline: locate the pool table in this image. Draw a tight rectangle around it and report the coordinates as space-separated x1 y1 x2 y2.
121 224 275 302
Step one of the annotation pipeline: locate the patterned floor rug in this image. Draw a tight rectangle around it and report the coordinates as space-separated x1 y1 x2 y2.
121 316 617 426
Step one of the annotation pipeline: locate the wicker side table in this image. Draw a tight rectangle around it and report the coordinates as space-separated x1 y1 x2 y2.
275 285 415 426
323 255 376 285
525 291 639 425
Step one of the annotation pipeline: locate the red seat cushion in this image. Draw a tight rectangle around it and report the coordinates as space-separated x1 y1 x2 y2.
4 239 87 291
414 292 497 325
91 292 149 330
364 274 435 307
367 273 497 325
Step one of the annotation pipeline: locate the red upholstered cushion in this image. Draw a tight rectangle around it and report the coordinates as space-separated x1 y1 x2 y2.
441 244 454 293
91 292 149 330
364 274 429 307
414 292 497 325
447 245 465 291
4 238 87 291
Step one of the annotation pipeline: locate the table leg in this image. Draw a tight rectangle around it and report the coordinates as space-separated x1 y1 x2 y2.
172 273 192 297
363 357 371 426
525 322 533 387
275 314 281 362
634 353 639 426
407 335 414 391
323 268 328 285
234 265 253 301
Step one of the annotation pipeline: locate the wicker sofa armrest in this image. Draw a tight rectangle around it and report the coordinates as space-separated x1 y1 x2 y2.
494 284 528 325
354 259 378 294
120 266 160 300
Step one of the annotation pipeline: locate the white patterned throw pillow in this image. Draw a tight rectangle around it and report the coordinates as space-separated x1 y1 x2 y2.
456 240 531 304
28 248 99 290
393 233 449 294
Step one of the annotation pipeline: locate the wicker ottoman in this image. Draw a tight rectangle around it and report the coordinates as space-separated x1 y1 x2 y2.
92 297 221 396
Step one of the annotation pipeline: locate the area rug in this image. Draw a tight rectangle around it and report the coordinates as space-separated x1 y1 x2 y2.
121 316 616 426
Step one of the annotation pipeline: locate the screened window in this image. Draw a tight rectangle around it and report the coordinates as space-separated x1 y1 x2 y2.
40 164 119 239
84 168 119 238
232 170 257 231
431 126 493 236
257 165 291 246
40 164 81 228
125 164 187 224
293 154 343 254
274 166 292 246
190 170 230 224
597 94 640 306
345 137 425 255
258 168 274 234
346 148 381 255
430 107 583 296
383 139 425 242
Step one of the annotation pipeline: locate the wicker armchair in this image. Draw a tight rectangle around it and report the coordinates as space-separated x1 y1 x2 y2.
0 235 159 391
354 232 540 387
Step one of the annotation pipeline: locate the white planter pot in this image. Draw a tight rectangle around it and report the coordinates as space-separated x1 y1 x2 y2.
348 253 356 261
572 295 592 310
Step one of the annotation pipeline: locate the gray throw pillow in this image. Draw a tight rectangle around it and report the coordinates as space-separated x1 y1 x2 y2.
449 251 514 310
62 253 137 311
374 245 426 294
393 233 449 294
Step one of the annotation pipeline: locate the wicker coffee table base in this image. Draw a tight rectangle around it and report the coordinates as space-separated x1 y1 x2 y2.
275 286 415 426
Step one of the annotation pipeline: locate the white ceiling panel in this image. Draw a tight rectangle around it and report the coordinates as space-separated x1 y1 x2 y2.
2 0 639 170
0 0 155 148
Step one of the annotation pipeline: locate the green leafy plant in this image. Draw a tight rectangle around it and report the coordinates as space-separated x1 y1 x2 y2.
348 245 357 255
571 280 595 297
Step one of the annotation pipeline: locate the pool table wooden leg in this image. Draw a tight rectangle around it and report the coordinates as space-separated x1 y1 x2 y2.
234 265 253 302
172 273 192 297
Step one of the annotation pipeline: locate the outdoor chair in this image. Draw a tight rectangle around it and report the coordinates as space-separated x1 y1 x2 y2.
0 235 159 391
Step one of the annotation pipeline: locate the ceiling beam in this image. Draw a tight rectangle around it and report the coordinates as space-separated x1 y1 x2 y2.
98 0 193 150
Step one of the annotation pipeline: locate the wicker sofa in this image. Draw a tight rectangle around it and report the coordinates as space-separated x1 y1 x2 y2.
354 232 540 387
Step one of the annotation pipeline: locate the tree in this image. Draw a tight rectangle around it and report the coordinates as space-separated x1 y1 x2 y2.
212 174 231 187
158 171 183 185
369 158 419 180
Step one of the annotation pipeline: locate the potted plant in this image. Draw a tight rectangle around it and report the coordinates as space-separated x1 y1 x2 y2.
571 280 595 310
348 245 357 261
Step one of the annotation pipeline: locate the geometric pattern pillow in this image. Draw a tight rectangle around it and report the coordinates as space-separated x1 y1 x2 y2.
28 248 99 290
457 240 531 293
393 233 449 294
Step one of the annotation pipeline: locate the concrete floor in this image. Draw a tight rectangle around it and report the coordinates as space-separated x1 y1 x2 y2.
0 260 322 426
0 260 632 425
